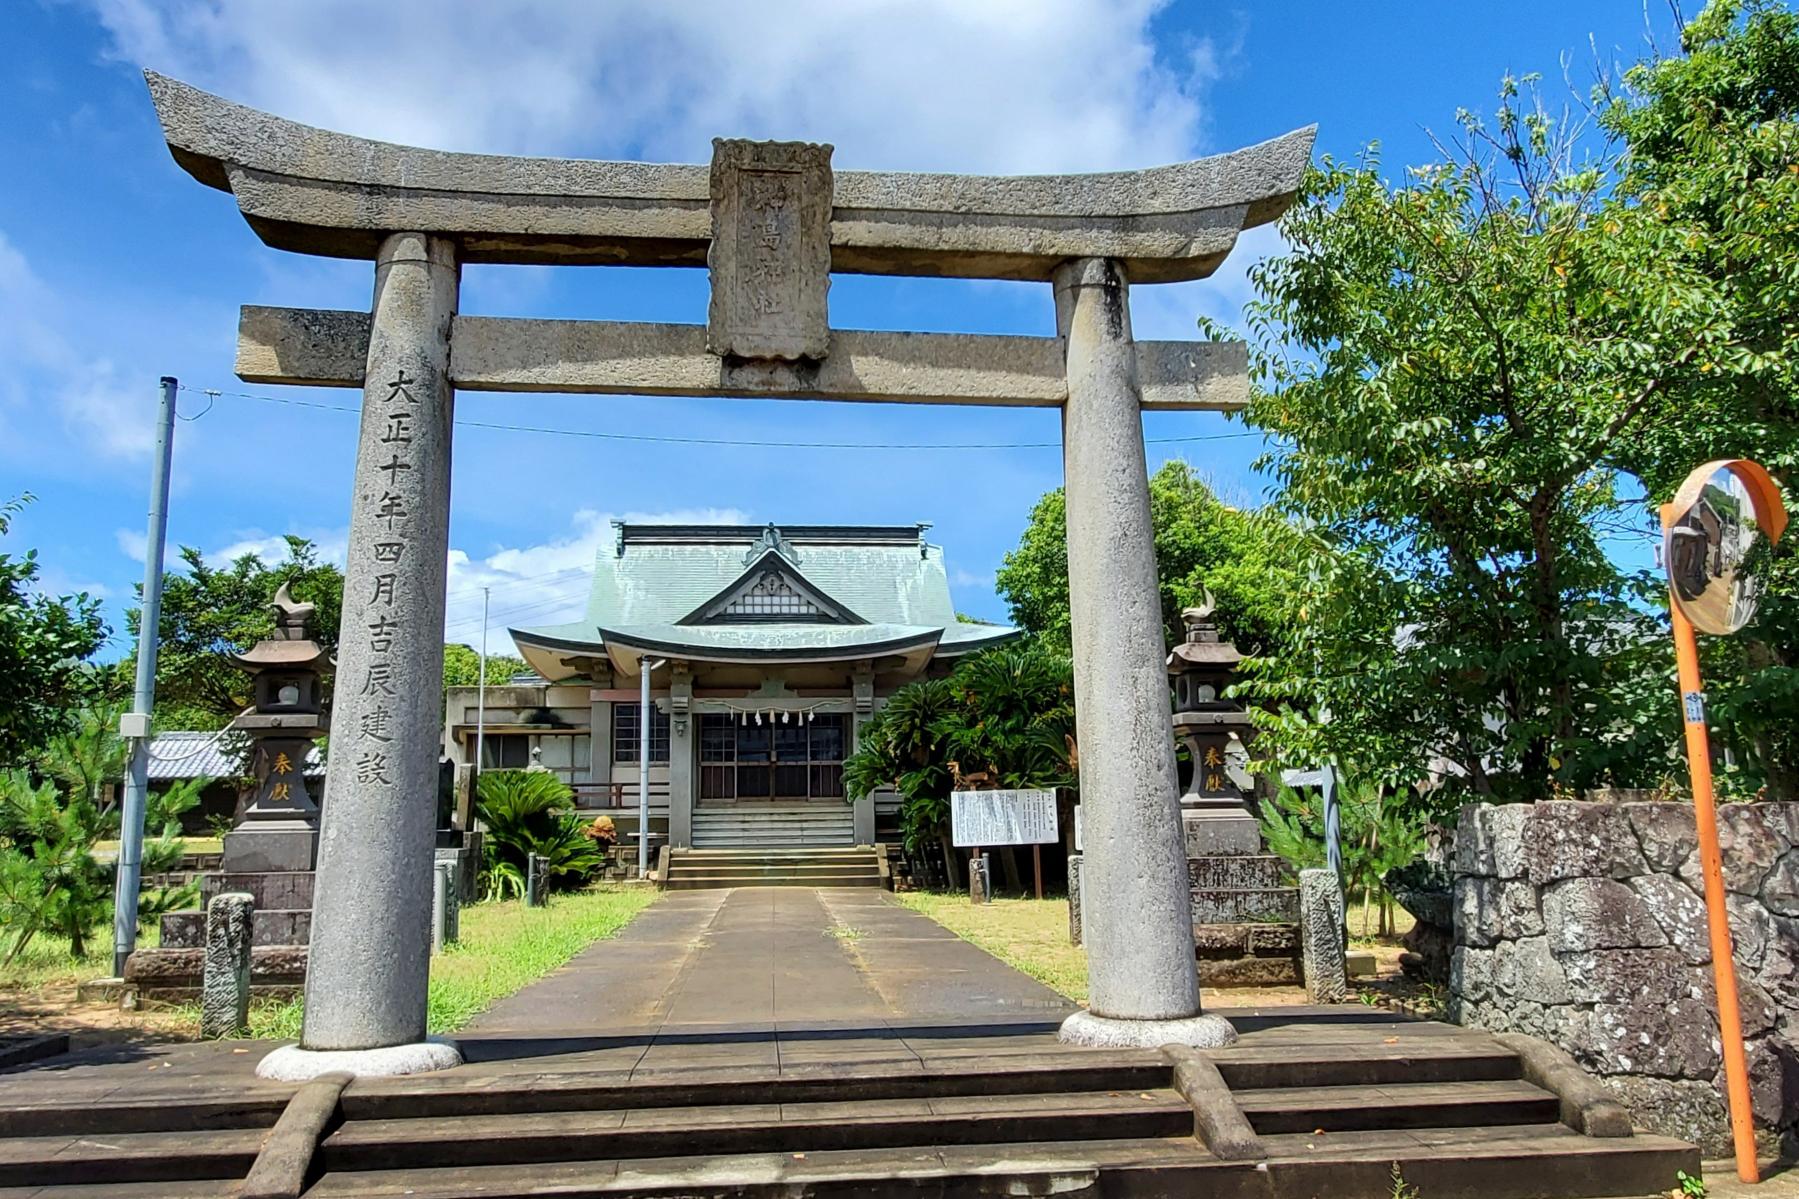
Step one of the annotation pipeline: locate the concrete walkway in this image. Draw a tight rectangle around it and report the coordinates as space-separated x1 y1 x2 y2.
468 888 1072 1036
0 889 1073 1098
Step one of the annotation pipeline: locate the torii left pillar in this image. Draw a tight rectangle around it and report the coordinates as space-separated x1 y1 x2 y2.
259 232 465 1079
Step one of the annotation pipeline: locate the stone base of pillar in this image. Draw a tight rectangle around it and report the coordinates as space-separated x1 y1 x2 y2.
256 1037 463 1081
1057 1010 1238 1049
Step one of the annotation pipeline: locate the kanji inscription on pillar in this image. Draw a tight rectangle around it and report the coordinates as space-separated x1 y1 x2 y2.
706 138 832 361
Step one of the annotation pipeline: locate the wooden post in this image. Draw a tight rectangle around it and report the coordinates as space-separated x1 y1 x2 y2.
1664 503 1760 1184
1032 844 1044 900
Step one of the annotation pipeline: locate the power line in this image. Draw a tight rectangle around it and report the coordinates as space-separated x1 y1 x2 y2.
178 383 1265 452
443 590 591 635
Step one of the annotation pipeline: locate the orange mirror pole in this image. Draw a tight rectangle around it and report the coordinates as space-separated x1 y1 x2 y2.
1663 501 1760 1184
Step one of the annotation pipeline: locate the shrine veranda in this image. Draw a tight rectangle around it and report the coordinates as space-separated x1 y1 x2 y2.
144 70 1314 1070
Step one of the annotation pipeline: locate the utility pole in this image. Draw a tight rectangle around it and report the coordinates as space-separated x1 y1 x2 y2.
475 586 490 781
112 376 179 977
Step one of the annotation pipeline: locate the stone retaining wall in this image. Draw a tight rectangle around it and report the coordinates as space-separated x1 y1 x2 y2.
1449 801 1799 1155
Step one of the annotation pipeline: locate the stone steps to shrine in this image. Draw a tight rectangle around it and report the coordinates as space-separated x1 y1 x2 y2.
663 845 884 889
0 1031 1699 1198
690 803 856 849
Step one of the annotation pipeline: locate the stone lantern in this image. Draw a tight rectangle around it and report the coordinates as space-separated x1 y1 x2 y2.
1168 595 1257 854
222 582 330 873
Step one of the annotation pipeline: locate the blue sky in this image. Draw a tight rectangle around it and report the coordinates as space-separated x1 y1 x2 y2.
4 0 1678 658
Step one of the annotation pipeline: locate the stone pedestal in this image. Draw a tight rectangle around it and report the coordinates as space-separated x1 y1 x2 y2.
221 822 316 873
1054 257 1229 1049
123 870 313 1004
1183 808 1261 857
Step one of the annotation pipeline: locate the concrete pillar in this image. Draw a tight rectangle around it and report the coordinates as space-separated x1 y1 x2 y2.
1052 257 1233 1049
851 671 876 844
260 232 464 1080
588 695 612 787
667 668 694 849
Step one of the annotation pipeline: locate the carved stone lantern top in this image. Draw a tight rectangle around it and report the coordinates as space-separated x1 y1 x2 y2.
1167 592 1247 720
229 582 330 734
229 582 331 673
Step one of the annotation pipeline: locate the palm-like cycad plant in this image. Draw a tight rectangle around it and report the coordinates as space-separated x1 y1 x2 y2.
474 770 603 900
844 643 1076 887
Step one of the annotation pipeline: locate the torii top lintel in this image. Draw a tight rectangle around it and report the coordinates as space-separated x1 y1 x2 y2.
145 72 1314 285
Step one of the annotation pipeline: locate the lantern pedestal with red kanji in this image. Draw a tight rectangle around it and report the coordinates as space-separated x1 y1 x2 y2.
221 583 331 873
1168 604 1302 987
119 585 327 1006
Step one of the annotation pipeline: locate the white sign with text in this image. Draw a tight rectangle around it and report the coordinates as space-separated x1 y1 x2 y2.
951 789 1058 847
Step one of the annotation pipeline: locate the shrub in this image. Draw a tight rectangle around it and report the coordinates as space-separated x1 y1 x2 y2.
474 770 603 898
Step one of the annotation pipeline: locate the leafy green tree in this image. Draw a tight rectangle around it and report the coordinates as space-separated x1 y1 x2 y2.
0 496 110 768
442 644 529 692
1236 56 1761 799
997 462 1302 657
36 702 127 808
844 642 1075 884
474 769 602 899
125 537 343 730
1258 780 1427 937
0 770 202 963
1595 0 1799 798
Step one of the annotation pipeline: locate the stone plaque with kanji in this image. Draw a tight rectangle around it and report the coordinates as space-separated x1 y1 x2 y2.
706 138 832 361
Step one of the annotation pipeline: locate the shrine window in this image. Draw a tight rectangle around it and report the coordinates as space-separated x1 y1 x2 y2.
612 704 670 764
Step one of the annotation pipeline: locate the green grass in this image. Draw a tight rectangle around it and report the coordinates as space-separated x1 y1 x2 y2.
893 891 1089 1003
92 837 223 857
195 884 657 1040
0 925 160 993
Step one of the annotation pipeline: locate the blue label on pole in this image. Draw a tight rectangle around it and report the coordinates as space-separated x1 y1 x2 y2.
1683 691 1706 724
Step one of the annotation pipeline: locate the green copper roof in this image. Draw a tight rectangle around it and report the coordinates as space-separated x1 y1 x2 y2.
512 523 1017 664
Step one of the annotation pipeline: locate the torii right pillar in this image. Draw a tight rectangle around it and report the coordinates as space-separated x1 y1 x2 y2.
1055 257 1235 1048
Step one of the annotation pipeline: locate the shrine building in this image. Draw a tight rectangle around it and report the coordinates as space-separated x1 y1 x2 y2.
442 521 1016 853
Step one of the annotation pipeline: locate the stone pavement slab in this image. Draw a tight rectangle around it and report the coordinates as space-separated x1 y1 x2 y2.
464 888 1073 1048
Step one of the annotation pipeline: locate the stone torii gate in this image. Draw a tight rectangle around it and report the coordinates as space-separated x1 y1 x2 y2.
146 72 1312 1077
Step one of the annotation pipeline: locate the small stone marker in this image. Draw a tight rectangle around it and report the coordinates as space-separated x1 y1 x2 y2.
968 854 992 905
1299 868 1348 1003
1067 853 1084 944
525 853 546 908
431 861 459 952
201 891 255 1038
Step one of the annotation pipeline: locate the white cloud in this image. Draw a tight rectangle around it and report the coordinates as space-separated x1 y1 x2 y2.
1130 222 1288 341
207 531 349 568
444 507 752 653
115 527 148 563
88 0 1219 173
31 566 114 601
0 230 154 459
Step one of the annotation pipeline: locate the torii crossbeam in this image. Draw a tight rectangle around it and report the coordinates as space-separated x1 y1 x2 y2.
145 71 1313 1076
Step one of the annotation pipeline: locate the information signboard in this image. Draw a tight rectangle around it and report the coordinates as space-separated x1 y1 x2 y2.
951 789 1058 847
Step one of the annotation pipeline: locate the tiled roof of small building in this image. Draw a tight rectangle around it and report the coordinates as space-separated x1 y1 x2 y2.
144 731 323 780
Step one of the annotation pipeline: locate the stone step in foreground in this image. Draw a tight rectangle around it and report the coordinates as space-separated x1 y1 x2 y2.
0 1026 1698 1198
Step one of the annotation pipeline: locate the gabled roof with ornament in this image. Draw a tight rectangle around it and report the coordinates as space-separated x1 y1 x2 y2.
511 523 1017 680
